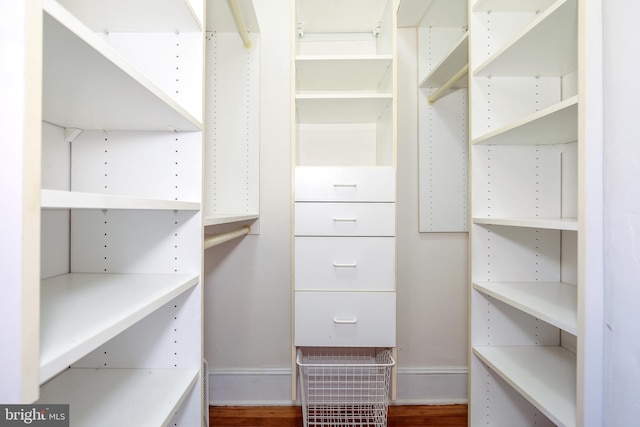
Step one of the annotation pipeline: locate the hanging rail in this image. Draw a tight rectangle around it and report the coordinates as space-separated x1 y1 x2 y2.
204 225 251 250
228 0 252 49
428 64 469 104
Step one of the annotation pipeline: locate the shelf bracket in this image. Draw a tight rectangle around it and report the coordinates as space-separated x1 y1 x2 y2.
64 127 82 143
297 23 304 38
373 22 381 37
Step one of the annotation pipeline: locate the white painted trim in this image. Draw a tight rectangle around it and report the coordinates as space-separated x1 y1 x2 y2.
207 367 468 406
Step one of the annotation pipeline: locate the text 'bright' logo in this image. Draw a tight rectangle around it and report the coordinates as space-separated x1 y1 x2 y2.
0 405 68 426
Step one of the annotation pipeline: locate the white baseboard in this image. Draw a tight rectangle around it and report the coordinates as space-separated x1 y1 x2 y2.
208 367 468 406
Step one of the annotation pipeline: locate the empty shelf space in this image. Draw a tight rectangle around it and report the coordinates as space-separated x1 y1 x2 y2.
41 189 200 211
296 55 393 92
420 32 468 89
473 0 577 77
296 94 392 123
38 368 198 427
204 213 260 226
43 0 202 131
473 346 576 427
55 0 202 32
472 96 578 145
473 282 577 334
473 216 578 231
40 273 199 383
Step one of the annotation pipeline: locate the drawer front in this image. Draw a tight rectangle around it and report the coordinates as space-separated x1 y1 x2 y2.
295 203 395 236
295 166 396 202
295 237 395 291
295 291 396 347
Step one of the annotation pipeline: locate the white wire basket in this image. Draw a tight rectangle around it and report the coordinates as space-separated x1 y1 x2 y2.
297 348 395 427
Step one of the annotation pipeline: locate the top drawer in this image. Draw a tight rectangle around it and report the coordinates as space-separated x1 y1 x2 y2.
295 166 396 202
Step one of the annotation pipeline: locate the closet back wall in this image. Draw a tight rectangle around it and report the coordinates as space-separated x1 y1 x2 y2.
203 2 469 405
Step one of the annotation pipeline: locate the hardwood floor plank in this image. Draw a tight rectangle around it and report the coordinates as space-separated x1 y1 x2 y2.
209 405 467 427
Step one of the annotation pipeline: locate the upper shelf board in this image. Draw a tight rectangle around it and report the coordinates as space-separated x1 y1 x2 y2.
472 96 578 145
43 2 202 131
54 0 202 32
41 189 200 211
296 0 390 33
207 0 259 33
473 0 577 77
204 213 260 226
296 55 393 92
420 32 468 89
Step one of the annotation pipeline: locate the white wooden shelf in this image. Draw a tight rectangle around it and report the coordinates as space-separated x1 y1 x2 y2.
296 0 390 33
296 94 392 123
473 282 577 334
420 32 468 89
204 213 260 227
473 346 576 427
41 189 200 211
473 217 578 231
296 55 393 92
43 0 202 131
473 0 558 13
38 368 198 427
56 0 202 32
40 273 199 383
473 0 577 77
472 96 578 145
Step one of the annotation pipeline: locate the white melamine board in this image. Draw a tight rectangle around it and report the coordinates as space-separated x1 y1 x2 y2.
206 0 259 33
472 145 561 218
473 217 578 231
473 282 577 334
43 3 201 131
204 213 260 226
397 0 432 27
55 0 202 32
70 210 201 274
38 368 198 427
417 0 468 27
473 0 558 12
297 124 378 166
296 55 392 92
296 0 390 33
71 131 202 203
295 202 395 237
39 273 199 383
295 166 395 202
418 87 468 232
41 190 199 211
471 225 561 283
473 346 577 427
474 0 577 77
420 32 468 89
204 32 260 219
296 95 392 123
472 96 578 145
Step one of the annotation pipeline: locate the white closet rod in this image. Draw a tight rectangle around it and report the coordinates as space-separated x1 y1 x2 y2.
428 64 469 103
204 225 250 249
228 0 252 49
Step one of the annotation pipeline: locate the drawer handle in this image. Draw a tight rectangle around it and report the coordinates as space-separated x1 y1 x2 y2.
333 183 358 187
333 317 358 324
333 262 357 268
332 217 357 222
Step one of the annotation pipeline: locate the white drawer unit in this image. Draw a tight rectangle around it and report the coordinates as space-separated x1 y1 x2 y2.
295 166 396 202
294 291 396 347
295 237 395 291
294 202 395 236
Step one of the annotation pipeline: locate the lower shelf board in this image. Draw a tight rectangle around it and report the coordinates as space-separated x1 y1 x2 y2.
38 368 199 427
473 346 576 427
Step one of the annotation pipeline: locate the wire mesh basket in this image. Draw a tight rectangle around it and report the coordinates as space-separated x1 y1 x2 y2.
297 347 395 427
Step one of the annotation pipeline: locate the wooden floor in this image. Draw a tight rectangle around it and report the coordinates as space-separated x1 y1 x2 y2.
210 405 468 427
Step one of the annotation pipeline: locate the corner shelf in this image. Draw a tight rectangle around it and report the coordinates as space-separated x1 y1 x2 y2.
473 281 577 334
472 96 578 145
43 0 202 131
41 189 200 211
473 346 576 427
40 273 199 383
473 0 577 77
419 32 468 90
472 217 578 231
39 368 198 427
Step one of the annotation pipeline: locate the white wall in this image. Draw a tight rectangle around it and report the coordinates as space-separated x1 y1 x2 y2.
204 3 469 405
603 1 640 424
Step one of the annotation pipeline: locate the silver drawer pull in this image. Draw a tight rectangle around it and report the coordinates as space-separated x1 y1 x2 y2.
332 217 357 222
333 317 358 324
333 262 357 268
333 183 357 187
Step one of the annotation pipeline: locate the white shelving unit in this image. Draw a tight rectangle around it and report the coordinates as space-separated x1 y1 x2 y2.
291 0 397 401
416 0 469 232
468 0 601 425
